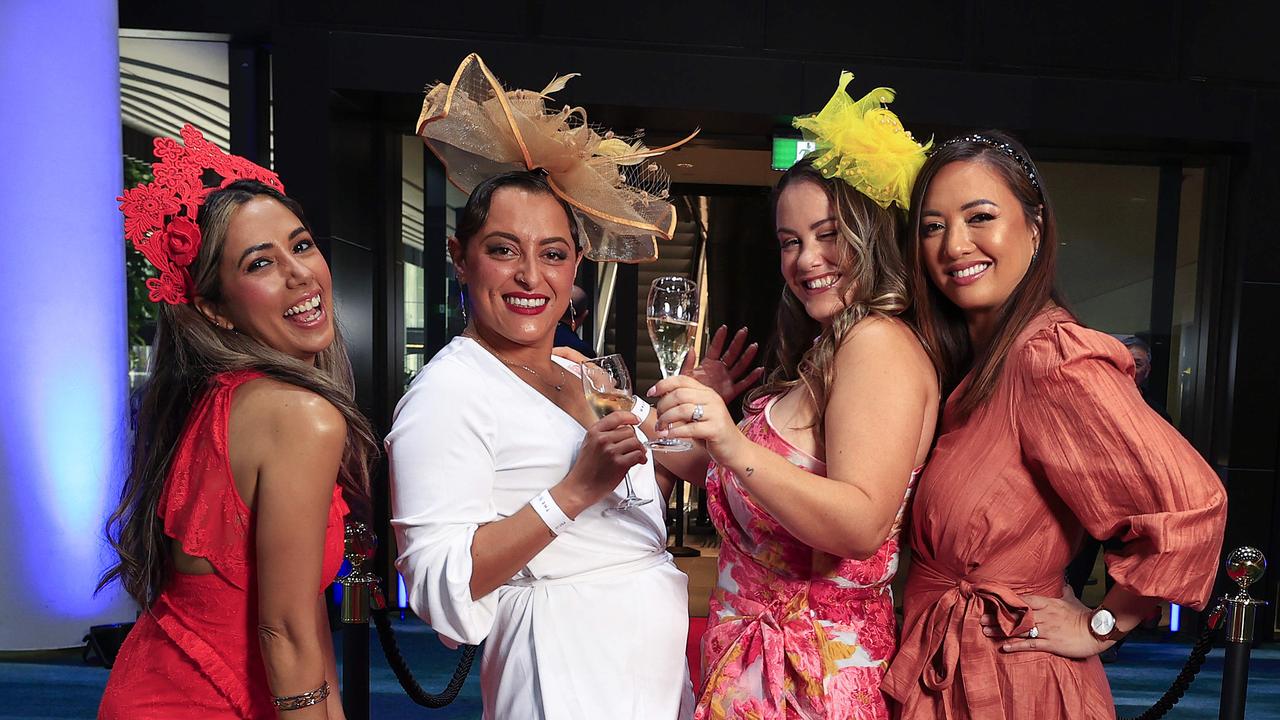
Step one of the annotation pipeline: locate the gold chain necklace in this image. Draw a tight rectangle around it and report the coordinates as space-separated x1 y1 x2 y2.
465 330 566 392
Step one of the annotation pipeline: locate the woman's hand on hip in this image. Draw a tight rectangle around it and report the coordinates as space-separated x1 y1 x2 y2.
557 411 646 515
991 583 1111 659
648 376 745 461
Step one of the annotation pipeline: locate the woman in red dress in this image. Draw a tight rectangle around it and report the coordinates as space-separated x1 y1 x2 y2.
881 131 1227 718
98 126 378 719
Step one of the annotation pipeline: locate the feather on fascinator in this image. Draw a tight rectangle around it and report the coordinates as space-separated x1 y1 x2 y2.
416 53 696 263
792 72 930 211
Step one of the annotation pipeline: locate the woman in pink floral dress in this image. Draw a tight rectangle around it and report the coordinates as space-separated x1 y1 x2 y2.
650 73 938 719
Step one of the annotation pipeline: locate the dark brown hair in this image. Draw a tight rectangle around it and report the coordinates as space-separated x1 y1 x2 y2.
455 170 580 250
903 130 1068 418
99 180 379 607
747 158 910 447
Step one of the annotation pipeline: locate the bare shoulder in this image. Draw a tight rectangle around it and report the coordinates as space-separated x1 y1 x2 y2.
233 376 347 444
837 315 932 368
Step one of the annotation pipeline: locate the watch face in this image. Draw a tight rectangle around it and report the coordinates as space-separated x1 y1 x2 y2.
1091 609 1117 636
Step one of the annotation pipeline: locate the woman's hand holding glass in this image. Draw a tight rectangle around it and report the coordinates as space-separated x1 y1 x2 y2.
556 411 647 517
580 354 651 510
648 375 748 462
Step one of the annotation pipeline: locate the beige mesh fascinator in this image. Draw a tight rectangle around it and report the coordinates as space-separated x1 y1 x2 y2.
416 53 696 263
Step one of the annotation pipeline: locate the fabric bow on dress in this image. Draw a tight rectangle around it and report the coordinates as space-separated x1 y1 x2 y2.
885 559 1053 719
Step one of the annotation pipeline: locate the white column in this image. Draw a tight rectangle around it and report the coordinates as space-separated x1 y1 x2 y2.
0 0 136 649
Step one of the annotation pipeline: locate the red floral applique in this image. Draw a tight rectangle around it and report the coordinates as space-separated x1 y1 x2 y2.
164 217 202 267
118 125 284 305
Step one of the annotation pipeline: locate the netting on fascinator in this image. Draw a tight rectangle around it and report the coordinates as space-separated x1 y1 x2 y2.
792 71 930 211
118 125 284 304
416 53 697 262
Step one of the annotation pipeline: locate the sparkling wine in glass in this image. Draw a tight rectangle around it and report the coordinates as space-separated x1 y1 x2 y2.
646 276 698 452
579 354 652 511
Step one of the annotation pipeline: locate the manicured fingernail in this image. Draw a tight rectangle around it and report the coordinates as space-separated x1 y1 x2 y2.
645 385 656 396
1001 644 1010 651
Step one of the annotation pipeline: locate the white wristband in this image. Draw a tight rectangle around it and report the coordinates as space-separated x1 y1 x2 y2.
530 490 572 536
630 395 652 424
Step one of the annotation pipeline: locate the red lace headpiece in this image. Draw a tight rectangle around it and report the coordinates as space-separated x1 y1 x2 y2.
118 125 284 305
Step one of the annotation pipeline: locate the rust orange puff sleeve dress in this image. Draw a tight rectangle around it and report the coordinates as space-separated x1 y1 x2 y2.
882 309 1227 720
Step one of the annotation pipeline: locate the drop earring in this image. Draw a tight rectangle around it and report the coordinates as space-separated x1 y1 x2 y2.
458 284 469 324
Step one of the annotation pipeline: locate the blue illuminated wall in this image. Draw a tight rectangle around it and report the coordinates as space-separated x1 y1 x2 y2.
0 0 136 649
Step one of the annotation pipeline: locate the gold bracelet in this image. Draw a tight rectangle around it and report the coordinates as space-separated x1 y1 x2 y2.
273 680 330 711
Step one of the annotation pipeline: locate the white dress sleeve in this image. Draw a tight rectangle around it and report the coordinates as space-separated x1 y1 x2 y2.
388 356 499 646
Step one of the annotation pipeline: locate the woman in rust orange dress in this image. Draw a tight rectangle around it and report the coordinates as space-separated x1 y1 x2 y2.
881 131 1227 719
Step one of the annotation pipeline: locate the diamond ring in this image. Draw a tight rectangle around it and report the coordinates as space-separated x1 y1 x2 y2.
1028 626 1040 639
691 404 705 422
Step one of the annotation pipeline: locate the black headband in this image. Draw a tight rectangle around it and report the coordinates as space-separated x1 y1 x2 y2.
941 134 1042 193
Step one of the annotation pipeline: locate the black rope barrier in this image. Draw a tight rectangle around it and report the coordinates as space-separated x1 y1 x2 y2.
345 516 1260 719
1120 598 1225 720
371 609 478 708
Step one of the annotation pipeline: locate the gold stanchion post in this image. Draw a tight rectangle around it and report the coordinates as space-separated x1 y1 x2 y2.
339 521 384 720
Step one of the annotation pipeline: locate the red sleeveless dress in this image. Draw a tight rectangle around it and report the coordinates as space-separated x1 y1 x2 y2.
99 371 349 719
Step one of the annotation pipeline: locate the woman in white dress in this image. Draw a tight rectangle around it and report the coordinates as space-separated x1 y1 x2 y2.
388 171 693 719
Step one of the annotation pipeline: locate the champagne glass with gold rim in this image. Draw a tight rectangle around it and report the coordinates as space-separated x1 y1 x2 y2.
579 353 652 510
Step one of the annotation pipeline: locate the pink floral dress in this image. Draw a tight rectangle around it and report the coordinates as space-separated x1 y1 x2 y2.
696 395 920 720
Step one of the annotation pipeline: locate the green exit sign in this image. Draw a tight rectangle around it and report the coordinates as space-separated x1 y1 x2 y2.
772 137 817 171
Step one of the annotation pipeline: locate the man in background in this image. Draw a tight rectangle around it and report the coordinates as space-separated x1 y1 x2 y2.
554 285 593 357
1117 334 1171 421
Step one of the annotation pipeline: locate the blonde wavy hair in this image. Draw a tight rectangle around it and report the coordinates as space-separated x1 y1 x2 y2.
746 159 911 450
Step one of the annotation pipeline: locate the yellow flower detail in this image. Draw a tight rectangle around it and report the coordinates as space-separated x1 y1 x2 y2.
792 71 931 210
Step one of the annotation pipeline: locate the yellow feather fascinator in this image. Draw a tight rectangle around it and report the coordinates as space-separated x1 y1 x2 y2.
792 72 930 210
416 53 697 263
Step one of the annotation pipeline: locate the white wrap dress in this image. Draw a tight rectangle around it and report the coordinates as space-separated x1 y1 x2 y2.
389 336 694 720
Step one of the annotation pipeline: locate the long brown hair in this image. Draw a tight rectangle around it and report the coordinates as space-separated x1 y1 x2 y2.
903 131 1068 419
99 180 379 607
746 159 911 447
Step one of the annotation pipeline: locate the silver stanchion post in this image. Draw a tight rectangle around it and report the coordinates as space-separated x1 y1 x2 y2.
1218 546 1266 720
339 521 384 720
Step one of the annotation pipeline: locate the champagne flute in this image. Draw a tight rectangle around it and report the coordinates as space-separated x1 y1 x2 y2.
580 354 652 511
646 276 698 452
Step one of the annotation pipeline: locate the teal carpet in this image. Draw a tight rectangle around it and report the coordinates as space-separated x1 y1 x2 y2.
2 617 1276 718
